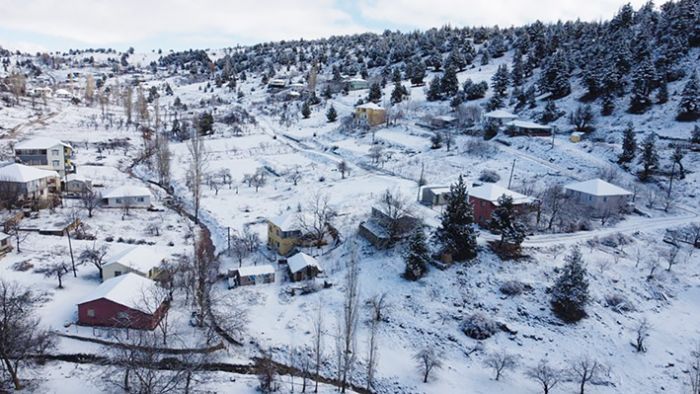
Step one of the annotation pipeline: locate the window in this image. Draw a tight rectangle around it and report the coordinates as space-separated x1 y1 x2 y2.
114 271 122 276
117 312 129 320
51 149 60 156
116 198 122 203
603 197 607 202
87 309 95 317
137 197 144 202
52 160 60 167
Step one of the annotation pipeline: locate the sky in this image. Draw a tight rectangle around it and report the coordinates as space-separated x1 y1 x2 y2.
0 0 652 53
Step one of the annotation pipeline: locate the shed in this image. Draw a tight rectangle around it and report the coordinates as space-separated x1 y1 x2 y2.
228 264 276 288
570 132 584 143
505 120 552 136
287 252 322 282
419 185 451 206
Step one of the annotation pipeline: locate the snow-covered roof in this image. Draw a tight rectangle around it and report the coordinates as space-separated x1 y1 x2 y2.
469 183 534 205
102 185 152 199
269 212 301 232
66 174 90 182
505 120 552 130
564 179 632 197
0 232 9 241
287 252 322 274
346 77 367 83
484 110 518 120
0 163 59 183
15 137 72 150
78 273 160 312
421 185 451 194
356 102 384 110
104 245 168 274
54 88 72 96
237 264 275 277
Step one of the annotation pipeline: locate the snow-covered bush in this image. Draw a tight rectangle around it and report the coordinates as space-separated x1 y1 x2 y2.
479 170 500 183
605 293 635 313
464 139 498 158
462 313 499 340
499 280 525 296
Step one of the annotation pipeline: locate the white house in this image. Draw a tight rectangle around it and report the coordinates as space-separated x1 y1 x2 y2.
0 163 60 203
564 179 633 216
101 185 152 208
14 137 74 176
102 245 169 281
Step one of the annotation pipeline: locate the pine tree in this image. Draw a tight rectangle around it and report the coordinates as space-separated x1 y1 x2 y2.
427 77 442 101
392 68 402 84
489 194 527 248
445 48 467 72
618 122 637 165
480 51 490 66
601 94 615 116
322 85 332 99
368 83 382 103
441 66 459 97
677 73 700 121
326 105 337 122
301 101 311 119
551 247 590 322
511 54 524 87
539 99 562 123
692 125 700 144
433 175 478 261
410 59 426 86
428 51 442 71
638 132 658 181
404 229 430 281
628 59 656 114
491 65 510 99
538 52 570 98
656 78 668 104
391 82 408 105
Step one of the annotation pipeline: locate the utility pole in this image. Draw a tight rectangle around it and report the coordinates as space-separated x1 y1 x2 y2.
507 159 516 189
666 161 676 212
66 230 76 277
227 226 231 254
551 125 556 149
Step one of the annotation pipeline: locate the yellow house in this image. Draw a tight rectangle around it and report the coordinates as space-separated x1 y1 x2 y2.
355 103 387 127
267 213 304 256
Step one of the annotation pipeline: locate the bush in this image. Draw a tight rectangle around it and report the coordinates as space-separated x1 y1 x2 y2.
464 139 498 158
462 313 498 340
605 293 635 313
499 280 525 296
479 170 500 183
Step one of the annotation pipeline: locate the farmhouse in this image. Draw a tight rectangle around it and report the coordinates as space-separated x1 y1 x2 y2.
77 273 167 330
0 163 60 205
101 185 152 208
228 264 276 288
505 120 552 136
14 137 74 176
355 102 386 127
345 77 369 91
469 183 535 226
102 246 169 281
564 179 633 216
419 185 451 206
267 212 318 256
287 252 322 282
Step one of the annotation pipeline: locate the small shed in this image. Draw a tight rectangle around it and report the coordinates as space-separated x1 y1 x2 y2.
345 77 369 91
469 183 535 226
287 252 322 282
419 185 451 206
228 264 276 288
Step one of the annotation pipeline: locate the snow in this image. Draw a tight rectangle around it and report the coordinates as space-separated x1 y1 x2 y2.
77 273 159 312
356 102 384 110
484 109 518 120
237 264 275 277
101 185 152 199
286 252 321 274
469 183 535 205
0 163 59 182
564 178 633 196
103 245 168 274
14 136 72 150
505 120 551 130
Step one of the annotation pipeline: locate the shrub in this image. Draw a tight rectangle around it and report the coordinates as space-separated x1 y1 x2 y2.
499 280 525 296
462 313 498 340
479 170 500 183
605 293 635 313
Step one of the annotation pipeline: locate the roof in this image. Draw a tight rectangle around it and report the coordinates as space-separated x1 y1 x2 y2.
484 109 518 119
15 137 72 150
347 77 367 83
356 102 384 111
469 183 534 205
287 252 322 274
237 264 275 277
269 213 301 232
0 232 9 241
506 120 552 130
421 185 452 194
104 245 168 274
0 163 59 183
564 179 632 197
102 185 152 199
54 88 72 96
78 273 161 312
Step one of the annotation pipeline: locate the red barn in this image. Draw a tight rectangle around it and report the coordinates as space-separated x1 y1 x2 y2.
77 273 167 330
469 183 535 226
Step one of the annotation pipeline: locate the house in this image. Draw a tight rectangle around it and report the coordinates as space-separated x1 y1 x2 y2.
358 206 419 249
355 103 386 127
77 273 167 330
54 89 73 99
101 185 152 208
0 163 60 205
419 185 451 206
14 137 75 176
469 183 535 226
287 252 322 282
430 115 458 129
267 212 317 256
483 110 518 125
228 264 276 288
564 179 633 216
64 174 92 194
102 245 169 281
268 78 287 89
505 120 552 136
0 232 12 256
345 77 369 91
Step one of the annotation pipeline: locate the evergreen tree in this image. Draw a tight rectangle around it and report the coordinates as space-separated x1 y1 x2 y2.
326 105 337 122
538 52 571 98
427 77 442 101
656 78 668 104
618 122 637 165
410 59 426 86
601 94 615 116
692 125 700 144
489 194 527 249
677 73 700 121
539 99 562 123
628 59 657 114
433 175 478 261
404 229 430 281
445 48 467 71
391 82 409 104
368 82 382 103
551 247 590 322
491 64 510 99
441 66 459 97
480 51 490 66
428 51 442 71
511 54 524 87
392 68 402 84
301 100 311 119
638 132 658 181
322 85 332 100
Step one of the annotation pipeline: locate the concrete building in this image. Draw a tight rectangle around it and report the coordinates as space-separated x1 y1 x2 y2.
101 185 152 208
0 163 60 205
355 103 387 127
14 137 74 176
102 246 168 281
564 179 633 216
419 185 451 206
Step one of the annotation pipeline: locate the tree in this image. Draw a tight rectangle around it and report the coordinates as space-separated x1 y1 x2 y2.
414 347 442 383
551 247 590 322
632 318 651 353
489 194 527 250
569 104 595 132
427 77 442 101
302 100 311 118
638 132 658 182
538 52 571 98
688 343 700 394
84 74 96 105
311 303 324 393
187 130 208 224
484 351 517 381
404 229 429 281
433 175 478 261
43 260 70 289
527 359 561 394
326 105 337 122
337 160 349 179
365 310 379 392
0 280 55 390
491 64 510 99
299 192 336 247
440 66 459 97
391 82 408 104
377 189 415 242
628 59 656 114
677 73 699 121
672 144 686 179
79 243 109 280
618 122 637 165
569 357 608 394
663 243 681 271
409 59 426 86
156 132 172 187
692 125 700 144
368 83 382 103
339 252 360 393
80 187 100 218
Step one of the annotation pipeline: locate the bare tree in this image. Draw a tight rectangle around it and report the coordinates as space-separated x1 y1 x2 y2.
339 251 361 392
138 284 173 346
289 166 302 186
156 132 172 187
257 350 279 394
542 184 569 231
337 160 349 179
190 232 218 328
187 131 208 224
0 280 55 390
43 260 70 289
365 308 380 391
414 347 442 383
442 131 455 151
368 145 384 166
85 74 96 105
378 189 415 241
244 167 267 192
123 86 133 124
527 359 561 394
79 243 110 279
664 244 681 271
300 192 336 247
366 292 390 322
80 188 100 218
632 318 651 353
688 343 700 394
312 302 324 393
569 356 609 394
5 218 27 254
7 72 26 105
484 351 517 381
